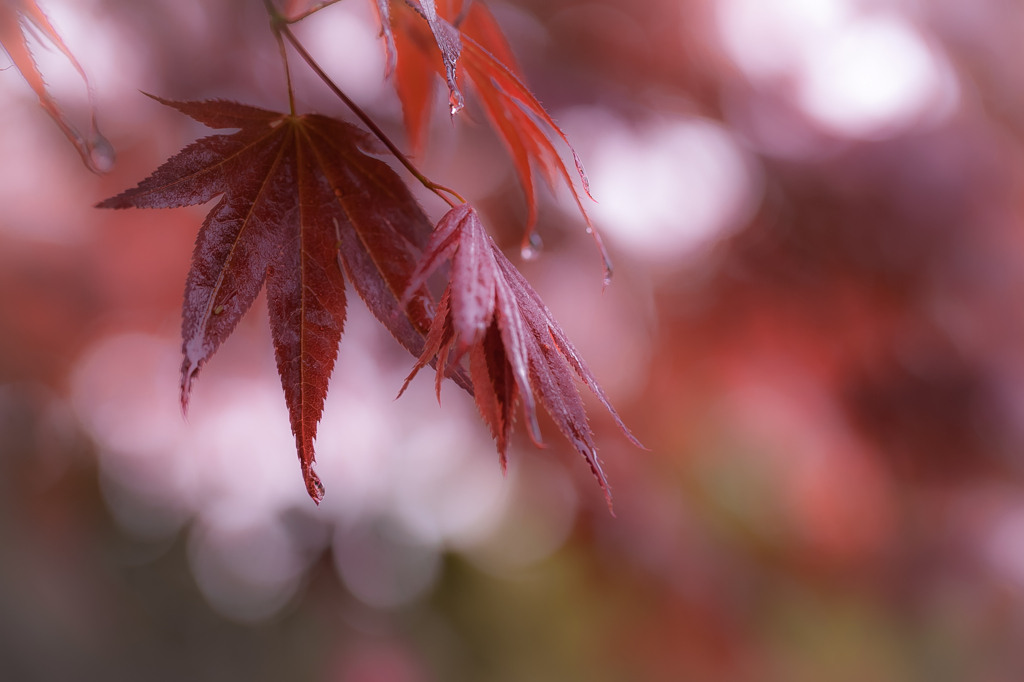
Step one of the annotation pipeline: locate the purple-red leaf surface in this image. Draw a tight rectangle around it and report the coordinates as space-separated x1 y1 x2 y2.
401 204 642 508
99 97 452 504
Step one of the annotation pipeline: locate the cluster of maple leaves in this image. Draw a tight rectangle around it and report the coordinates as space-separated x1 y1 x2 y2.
4 0 639 507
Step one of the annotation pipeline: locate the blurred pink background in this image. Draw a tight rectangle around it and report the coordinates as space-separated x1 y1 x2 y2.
3 0 1024 679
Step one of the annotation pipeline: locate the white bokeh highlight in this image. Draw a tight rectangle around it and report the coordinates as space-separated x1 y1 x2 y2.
987 506 1024 588
563 109 761 262
717 0 959 140
70 300 581 620
293 0 387 108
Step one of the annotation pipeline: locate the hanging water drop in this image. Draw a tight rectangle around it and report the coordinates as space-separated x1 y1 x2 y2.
88 132 116 174
521 231 543 261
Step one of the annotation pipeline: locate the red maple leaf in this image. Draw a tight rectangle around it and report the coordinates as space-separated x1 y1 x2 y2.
98 96 467 504
399 204 642 509
380 0 610 277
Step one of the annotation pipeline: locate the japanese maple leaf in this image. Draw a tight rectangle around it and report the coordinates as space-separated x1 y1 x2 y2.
381 0 611 278
0 0 113 172
98 96 464 504
398 204 642 508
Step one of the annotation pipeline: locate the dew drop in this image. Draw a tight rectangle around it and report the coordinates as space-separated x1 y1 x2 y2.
521 232 543 261
449 91 465 117
87 132 116 174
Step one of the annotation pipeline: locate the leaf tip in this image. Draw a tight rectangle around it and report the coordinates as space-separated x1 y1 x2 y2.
572 149 596 203
179 348 204 418
449 94 465 117
585 446 615 515
141 91 168 105
305 467 325 505
584 221 614 286
86 130 116 174
520 231 542 262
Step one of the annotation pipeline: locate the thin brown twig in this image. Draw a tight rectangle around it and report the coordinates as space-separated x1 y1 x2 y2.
275 33 296 116
277 23 466 207
262 0 296 116
261 0 283 23
284 0 348 23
